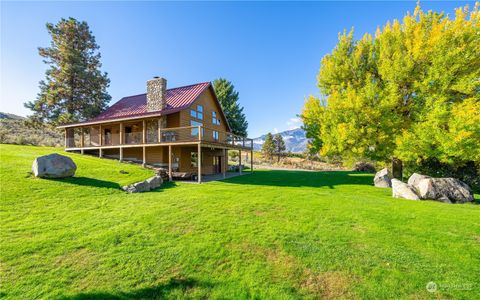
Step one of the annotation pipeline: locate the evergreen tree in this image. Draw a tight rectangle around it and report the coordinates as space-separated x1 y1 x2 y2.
213 78 248 137
274 133 286 162
25 18 111 126
301 3 480 170
262 132 275 161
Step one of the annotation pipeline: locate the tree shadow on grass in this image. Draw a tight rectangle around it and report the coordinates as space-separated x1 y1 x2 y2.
49 177 121 189
222 170 374 189
59 277 212 300
48 177 177 192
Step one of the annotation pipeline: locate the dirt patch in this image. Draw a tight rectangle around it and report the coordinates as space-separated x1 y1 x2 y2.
299 269 352 299
54 248 97 270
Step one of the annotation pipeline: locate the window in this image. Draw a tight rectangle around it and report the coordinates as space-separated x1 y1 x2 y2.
191 152 198 167
191 120 204 137
212 111 221 125
190 105 204 120
213 130 219 140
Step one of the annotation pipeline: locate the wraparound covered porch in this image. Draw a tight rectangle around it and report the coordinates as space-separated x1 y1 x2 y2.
68 142 253 183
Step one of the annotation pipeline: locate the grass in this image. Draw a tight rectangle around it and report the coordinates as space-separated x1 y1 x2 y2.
1 144 479 299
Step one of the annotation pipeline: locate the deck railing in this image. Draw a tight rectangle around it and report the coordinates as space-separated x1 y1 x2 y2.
65 125 253 150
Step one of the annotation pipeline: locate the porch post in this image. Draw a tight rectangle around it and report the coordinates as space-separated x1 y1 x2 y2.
119 147 123 162
142 146 146 167
158 119 162 142
99 125 102 146
142 120 146 144
64 128 67 148
198 144 202 183
168 145 172 181
80 128 84 148
81 149 84 155
223 148 226 179
99 148 103 158
119 123 124 145
239 150 242 174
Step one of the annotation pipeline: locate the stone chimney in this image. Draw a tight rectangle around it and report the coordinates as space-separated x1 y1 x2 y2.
146 77 167 112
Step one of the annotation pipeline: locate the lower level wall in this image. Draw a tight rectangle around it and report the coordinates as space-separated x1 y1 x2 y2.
99 145 226 175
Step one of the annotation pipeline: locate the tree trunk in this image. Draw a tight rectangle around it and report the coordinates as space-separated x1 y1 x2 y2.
392 157 403 180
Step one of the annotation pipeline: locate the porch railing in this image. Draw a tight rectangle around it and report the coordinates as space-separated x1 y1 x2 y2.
65 125 253 150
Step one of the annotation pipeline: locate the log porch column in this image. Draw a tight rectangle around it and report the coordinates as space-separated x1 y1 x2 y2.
168 145 172 181
198 144 202 183
142 120 146 144
80 128 84 148
64 128 67 148
223 148 226 179
99 125 103 146
142 146 146 167
119 123 124 145
158 119 162 142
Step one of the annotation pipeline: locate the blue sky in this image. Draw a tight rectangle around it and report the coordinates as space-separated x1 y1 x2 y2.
0 1 472 137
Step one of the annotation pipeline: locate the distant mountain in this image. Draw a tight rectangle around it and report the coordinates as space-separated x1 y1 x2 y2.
0 112 25 120
253 128 307 153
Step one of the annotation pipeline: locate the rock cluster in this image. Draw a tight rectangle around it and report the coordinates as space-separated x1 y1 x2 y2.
32 153 76 178
373 170 474 203
122 175 163 193
373 168 392 188
391 179 420 200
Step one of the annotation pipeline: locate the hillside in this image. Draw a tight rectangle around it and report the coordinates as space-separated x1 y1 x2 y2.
0 112 63 147
1 144 479 299
253 128 307 153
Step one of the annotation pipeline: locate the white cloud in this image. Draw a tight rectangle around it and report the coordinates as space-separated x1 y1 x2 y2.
273 128 279 134
286 117 302 130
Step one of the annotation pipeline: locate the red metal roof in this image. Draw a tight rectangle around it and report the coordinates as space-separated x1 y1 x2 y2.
91 81 211 122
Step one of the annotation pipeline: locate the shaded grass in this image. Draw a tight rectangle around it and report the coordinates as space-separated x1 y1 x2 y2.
1 144 479 299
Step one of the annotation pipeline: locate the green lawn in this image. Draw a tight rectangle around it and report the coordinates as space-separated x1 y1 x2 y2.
1 144 479 299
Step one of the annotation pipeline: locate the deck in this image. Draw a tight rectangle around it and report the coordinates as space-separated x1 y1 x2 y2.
64 125 253 151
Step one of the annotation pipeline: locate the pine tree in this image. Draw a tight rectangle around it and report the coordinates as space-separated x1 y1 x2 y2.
25 18 111 126
262 132 275 161
274 133 286 162
212 78 248 137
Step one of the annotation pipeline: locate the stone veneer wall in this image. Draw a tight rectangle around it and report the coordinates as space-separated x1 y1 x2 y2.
146 77 167 112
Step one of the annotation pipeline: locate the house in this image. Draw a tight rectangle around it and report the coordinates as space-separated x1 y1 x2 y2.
58 77 253 183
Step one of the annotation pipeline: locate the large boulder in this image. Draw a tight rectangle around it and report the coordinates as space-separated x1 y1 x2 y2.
374 168 392 188
32 153 76 178
407 173 431 190
417 178 474 203
391 179 420 200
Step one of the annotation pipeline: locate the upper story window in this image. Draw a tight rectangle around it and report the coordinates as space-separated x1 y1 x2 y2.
212 111 221 125
190 105 203 120
190 120 204 137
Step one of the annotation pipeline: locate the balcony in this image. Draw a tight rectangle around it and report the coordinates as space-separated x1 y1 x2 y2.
65 125 253 150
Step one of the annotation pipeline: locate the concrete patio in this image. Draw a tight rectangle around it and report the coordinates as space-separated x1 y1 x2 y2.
173 171 251 183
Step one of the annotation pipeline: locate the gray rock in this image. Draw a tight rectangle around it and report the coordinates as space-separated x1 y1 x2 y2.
122 185 137 193
407 173 431 190
134 181 148 192
391 179 420 200
374 168 392 188
146 175 162 190
418 178 474 203
32 153 76 178
123 175 163 193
